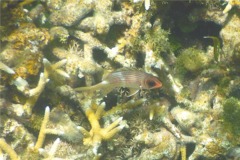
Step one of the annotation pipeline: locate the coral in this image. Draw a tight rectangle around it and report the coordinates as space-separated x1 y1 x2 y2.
0 61 15 74
134 128 177 160
77 0 130 35
49 1 93 27
49 26 69 43
21 58 69 116
2 0 240 159
33 106 51 151
0 138 19 160
3 23 50 51
189 8 227 25
223 0 240 14
47 107 83 143
220 14 240 56
52 41 102 79
72 30 119 65
28 4 45 22
39 138 61 160
79 102 125 154
171 107 197 132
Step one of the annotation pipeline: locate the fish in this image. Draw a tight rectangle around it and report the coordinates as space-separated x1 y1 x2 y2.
75 68 162 96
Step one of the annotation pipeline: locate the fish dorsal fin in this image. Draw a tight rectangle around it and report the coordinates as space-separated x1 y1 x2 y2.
110 67 145 76
102 68 136 80
114 67 141 72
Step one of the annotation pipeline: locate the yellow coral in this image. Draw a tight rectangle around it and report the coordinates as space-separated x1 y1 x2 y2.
34 106 50 151
0 138 20 160
223 0 240 14
23 58 69 116
79 102 124 154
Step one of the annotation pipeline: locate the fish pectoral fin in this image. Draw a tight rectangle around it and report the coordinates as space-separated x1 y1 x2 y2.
99 87 114 97
127 89 140 97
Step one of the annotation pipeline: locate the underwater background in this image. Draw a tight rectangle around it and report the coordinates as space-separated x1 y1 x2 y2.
1 0 240 159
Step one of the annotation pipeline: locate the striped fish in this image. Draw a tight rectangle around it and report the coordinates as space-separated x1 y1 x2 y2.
75 68 162 95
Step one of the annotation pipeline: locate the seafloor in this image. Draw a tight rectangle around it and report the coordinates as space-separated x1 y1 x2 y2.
0 0 240 159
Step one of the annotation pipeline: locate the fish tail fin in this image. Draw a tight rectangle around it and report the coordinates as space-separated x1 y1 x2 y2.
74 82 114 97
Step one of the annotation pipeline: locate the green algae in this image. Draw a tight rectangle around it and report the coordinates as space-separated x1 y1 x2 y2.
175 47 209 80
223 97 240 136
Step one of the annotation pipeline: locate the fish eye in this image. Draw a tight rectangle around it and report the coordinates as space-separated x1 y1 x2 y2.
146 80 156 88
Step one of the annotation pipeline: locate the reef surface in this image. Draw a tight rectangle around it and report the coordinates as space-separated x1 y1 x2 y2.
0 0 240 159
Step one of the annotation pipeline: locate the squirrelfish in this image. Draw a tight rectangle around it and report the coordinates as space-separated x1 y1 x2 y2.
75 68 162 95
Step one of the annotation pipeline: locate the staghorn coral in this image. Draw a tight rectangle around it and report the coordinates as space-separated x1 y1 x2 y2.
0 61 15 74
0 105 68 160
32 106 52 152
2 0 240 159
0 138 19 160
21 58 69 116
79 101 126 155
223 0 240 14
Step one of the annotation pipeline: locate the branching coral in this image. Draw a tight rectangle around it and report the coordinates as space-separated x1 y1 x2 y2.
33 106 51 151
30 107 63 159
19 58 69 116
39 138 61 160
223 0 240 14
0 138 19 160
0 61 15 74
2 0 240 159
79 102 125 155
0 106 64 160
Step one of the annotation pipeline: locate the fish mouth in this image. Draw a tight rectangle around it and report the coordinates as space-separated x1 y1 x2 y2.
154 82 162 88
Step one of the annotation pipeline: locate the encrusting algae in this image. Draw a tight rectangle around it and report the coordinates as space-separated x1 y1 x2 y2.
1 0 240 159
